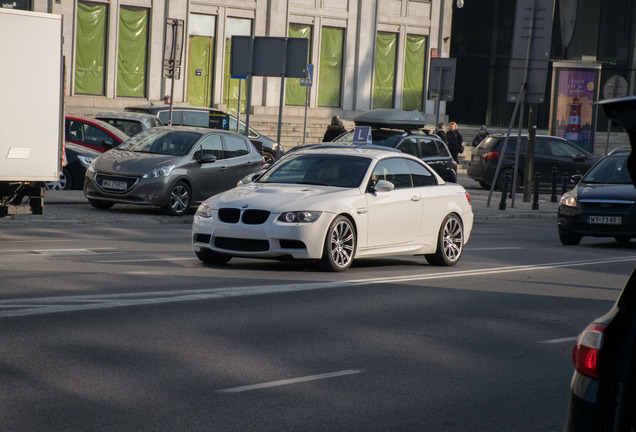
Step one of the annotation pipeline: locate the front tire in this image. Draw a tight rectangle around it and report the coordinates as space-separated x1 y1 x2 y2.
425 214 464 266
559 230 582 245
320 215 356 272
88 199 114 210
164 181 191 216
195 248 232 264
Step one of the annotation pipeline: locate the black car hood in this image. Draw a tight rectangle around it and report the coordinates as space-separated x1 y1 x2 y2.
94 150 182 176
576 183 636 201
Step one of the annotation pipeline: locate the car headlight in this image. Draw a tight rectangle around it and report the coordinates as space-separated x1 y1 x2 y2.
87 159 96 173
196 202 214 218
77 155 96 168
277 211 321 223
143 164 176 179
559 193 578 208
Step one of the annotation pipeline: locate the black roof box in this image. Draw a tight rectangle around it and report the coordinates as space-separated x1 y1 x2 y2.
353 109 426 130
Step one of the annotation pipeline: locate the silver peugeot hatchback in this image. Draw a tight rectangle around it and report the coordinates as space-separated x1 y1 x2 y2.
84 126 264 215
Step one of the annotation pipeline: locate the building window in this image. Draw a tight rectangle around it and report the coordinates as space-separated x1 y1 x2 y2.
373 32 397 109
117 6 148 98
188 14 216 107
75 2 107 95
224 17 252 114
318 27 344 108
402 34 427 111
286 23 312 106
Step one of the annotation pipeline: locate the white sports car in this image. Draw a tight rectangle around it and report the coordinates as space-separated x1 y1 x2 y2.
192 147 473 271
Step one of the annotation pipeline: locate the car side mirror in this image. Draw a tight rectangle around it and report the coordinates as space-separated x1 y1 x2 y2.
370 179 395 193
197 154 217 164
570 173 583 184
102 139 115 149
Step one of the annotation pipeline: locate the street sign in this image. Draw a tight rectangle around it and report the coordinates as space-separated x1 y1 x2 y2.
427 58 456 101
506 0 556 104
352 126 372 144
300 64 313 87
163 19 184 68
602 75 628 99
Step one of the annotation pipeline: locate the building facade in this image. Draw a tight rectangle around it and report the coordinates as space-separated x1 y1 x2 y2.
7 0 456 122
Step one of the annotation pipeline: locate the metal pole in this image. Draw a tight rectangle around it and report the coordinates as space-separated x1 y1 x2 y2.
236 79 242 133
276 40 288 159
168 19 178 127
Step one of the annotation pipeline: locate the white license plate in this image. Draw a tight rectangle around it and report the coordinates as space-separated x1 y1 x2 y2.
102 179 128 190
588 216 622 225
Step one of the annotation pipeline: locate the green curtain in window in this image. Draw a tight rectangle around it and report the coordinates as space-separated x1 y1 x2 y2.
75 2 107 95
117 7 148 97
188 36 213 107
286 23 311 106
402 35 426 111
373 32 397 109
223 39 247 114
318 27 344 108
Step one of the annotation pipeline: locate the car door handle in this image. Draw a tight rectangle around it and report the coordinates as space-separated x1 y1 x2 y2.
411 196 421 202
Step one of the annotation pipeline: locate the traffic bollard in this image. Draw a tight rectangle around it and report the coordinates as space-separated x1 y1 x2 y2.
551 165 558 202
499 170 511 210
532 171 540 210
561 172 569 195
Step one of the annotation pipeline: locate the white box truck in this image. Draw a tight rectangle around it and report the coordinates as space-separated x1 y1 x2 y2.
0 8 63 217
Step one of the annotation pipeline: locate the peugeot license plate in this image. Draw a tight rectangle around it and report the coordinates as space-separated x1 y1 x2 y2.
102 179 127 190
588 216 621 225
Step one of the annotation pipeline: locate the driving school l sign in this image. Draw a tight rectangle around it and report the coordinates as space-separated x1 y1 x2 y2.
352 126 372 144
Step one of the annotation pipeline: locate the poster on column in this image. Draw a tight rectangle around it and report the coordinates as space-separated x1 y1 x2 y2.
549 61 601 152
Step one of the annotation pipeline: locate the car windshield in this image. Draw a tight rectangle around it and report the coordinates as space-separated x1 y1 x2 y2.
258 154 372 188
116 129 202 156
334 129 405 148
582 154 632 184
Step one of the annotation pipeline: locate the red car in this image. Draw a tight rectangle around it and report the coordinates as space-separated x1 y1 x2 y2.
65 115 130 153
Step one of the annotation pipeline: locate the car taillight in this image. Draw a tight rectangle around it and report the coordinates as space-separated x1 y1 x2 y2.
572 323 606 379
465 192 471 205
481 151 499 160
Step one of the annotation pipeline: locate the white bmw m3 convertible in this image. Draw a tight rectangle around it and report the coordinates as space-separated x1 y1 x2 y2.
192 146 473 271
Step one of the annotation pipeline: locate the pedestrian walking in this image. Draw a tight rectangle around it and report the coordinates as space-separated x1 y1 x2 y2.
322 115 346 142
446 121 464 163
435 122 447 143
472 125 488 147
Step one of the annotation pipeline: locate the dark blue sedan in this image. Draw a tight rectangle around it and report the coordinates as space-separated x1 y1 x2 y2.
557 147 636 245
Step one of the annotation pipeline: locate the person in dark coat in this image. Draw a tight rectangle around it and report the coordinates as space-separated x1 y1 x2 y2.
472 125 488 147
322 115 346 142
446 121 464 163
435 122 447 143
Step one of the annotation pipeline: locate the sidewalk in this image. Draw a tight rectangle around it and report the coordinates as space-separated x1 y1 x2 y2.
0 173 559 226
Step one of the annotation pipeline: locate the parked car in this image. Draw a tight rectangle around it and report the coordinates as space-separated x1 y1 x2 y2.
94 111 163 136
65 115 130 153
84 126 264 216
467 134 598 190
192 147 473 271
124 104 283 163
563 95 636 432
558 147 635 245
45 142 100 191
332 109 458 182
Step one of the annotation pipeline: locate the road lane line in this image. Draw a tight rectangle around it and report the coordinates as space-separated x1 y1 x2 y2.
216 370 362 393
1 256 634 318
539 337 578 344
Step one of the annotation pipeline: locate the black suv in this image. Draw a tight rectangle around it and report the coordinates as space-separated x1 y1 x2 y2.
333 109 457 182
467 134 597 190
125 104 283 163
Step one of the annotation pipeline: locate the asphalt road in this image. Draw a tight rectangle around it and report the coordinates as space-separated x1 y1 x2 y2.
1 217 634 431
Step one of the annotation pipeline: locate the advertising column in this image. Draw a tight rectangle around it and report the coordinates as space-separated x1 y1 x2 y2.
549 61 601 152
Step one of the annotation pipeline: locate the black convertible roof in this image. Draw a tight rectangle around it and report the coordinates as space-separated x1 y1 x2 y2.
353 109 426 130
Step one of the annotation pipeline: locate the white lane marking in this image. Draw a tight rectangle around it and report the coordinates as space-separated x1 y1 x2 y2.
1 256 634 319
216 370 362 394
539 337 578 344
466 247 525 251
96 257 193 263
